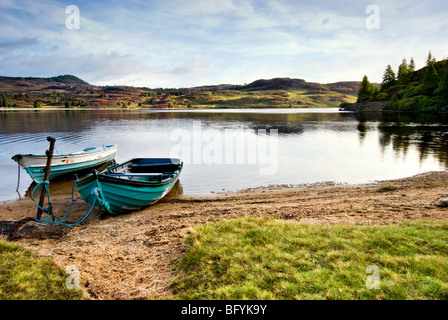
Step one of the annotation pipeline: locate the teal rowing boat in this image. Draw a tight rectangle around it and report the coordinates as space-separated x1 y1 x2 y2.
76 158 183 214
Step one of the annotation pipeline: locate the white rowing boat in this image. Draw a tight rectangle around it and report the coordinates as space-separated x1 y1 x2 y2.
12 145 117 182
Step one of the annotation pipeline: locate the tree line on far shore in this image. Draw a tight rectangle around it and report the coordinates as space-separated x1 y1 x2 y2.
357 51 448 111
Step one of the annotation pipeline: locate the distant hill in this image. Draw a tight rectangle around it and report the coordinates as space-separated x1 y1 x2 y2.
0 75 359 109
47 75 89 85
177 78 359 108
240 78 361 97
325 81 363 97
241 78 323 91
0 74 91 93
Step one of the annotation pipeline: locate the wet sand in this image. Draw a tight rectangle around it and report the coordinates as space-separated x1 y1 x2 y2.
1 171 448 299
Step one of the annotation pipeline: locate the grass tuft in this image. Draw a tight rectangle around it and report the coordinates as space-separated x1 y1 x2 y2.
378 184 399 192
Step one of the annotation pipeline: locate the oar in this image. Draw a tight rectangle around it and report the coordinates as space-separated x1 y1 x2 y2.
36 136 56 220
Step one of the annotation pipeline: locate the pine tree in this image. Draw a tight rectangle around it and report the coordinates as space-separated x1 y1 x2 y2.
381 65 396 90
357 75 369 102
423 63 438 95
408 57 416 73
397 58 409 83
426 51 436 66
357 75 377 102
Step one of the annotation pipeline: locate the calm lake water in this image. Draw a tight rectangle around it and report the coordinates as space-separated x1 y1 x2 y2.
1 108 448 202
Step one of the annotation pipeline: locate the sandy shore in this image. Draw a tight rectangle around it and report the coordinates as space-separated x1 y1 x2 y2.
1 171 448 300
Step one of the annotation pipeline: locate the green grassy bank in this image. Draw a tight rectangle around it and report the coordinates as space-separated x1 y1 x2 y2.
171 217 448 300
0 240 85 300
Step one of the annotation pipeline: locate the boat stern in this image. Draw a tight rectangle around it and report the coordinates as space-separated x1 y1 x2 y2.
11 154 23 166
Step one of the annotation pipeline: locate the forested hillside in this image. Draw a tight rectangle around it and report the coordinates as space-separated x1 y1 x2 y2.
357 52 448 111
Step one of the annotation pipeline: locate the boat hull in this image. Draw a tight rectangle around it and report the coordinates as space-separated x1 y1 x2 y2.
76 158 182 214
12 145 117 182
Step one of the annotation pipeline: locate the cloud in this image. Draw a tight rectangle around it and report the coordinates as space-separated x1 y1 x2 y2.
0 0 447 87
0 49 147 82
321 18 330 26
0 36 39 50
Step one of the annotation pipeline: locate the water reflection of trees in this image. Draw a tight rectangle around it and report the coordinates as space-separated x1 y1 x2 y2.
0 109 356 136
4 110 447 166
355 112 448 167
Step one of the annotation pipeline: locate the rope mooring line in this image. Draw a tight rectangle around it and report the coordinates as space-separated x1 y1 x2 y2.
15 163 21 193
30 181 52 214
31 179 101 227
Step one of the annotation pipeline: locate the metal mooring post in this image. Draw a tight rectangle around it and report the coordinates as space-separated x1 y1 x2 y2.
36 136 56 220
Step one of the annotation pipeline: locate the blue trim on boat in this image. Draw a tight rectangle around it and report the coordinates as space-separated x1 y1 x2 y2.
26 153 117 182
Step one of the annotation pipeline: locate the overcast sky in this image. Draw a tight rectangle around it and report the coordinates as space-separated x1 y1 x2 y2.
0 0 447 88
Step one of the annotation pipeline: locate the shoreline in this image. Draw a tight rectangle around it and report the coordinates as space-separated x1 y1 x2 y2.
1 171 448 299
0 105 341 111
